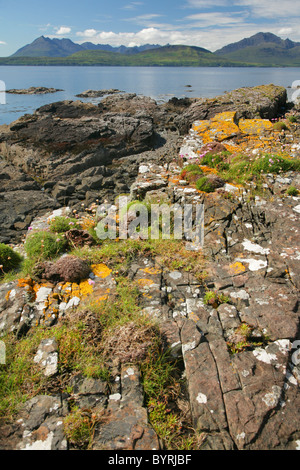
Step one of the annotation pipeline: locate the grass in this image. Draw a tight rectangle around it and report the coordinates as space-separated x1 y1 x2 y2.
198 152 300 189
63 407 96 449
286 186 299 196
24 230 68 262
49 216 81 233
0 244 23 274
71 237 207 281
226 322 270 355
0 197 207 449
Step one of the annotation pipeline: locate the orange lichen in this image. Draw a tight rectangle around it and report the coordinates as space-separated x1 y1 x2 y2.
229 262 246 274
211 111 237 123
5 290 11 301
92 263 112 279
142 267 161 275
239 119 273 135
18 278 35 288
79 280 94 297
137 278 156 288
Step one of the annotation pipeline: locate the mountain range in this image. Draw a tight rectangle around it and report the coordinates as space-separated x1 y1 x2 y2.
1 32 299 66
11 35 161 58
215 32 300 66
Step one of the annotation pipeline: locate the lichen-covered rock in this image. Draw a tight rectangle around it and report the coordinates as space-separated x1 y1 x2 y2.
175 84 287 134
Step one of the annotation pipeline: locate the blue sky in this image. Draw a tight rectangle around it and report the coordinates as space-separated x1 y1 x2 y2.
0 0 299 56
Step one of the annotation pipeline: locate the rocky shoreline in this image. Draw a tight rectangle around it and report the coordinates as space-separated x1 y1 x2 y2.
0 84 299 450
0 84 289 244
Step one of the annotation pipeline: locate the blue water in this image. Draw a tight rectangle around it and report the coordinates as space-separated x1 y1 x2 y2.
0 66 299 125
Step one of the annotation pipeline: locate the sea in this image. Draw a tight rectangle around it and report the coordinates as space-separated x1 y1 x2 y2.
0 65 300 125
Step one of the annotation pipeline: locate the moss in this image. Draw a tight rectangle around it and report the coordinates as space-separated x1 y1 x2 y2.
195 176 215 193
273 121 288 131
286 186 298 196
63 408 95 449
0 244 23 274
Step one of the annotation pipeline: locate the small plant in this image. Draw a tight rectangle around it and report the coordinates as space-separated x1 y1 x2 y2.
204 290 229 308
0 243 23 274
196 176 215 193
273 121 288 131
148 398 183 449
180 164 203 181
49 216 81 233
288 115 298 123
199 151 230 169
24 230 67 261
226 322 269 355
63 408 95 449
286 186 298 196
252 155 300 174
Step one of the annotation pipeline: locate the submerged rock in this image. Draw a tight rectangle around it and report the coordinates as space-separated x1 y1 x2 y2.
7 87 63 95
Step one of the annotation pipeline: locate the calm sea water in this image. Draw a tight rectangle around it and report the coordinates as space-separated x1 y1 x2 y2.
0 66 300 125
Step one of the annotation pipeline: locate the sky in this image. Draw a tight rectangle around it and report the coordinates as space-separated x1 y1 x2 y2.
0 0 300 56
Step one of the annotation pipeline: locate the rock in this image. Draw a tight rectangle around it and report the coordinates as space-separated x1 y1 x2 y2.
175 84 287 134
6 87 63 95
92 365 160 451
76 89 122 98
1 86 299 451
0 190 58 244
68 373 108 410
33 338 58 377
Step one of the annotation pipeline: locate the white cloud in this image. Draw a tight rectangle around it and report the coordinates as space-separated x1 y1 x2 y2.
185 0 230 7
0 41 6 45
185 11 247 26
278 28 293 36
75 0 300 52
123 2 144 9
234 0 300 18
55 26 71 35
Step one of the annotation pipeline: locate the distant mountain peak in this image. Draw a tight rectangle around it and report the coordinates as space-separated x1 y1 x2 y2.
11 36 162 58
215 31 300 55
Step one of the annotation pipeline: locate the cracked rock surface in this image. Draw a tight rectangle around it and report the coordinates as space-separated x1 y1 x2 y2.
0 86 299 450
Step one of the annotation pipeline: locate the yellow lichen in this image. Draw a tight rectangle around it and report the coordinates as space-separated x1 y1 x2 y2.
142 267 161 275
79 280 94 297
239 119 273 135
5 290 11 301
229 262 246 274
137 278 155 288
92 263 112 279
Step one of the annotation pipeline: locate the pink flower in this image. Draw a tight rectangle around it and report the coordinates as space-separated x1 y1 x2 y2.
88 279 95 286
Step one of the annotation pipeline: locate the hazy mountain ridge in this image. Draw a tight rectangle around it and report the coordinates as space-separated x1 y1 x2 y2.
4 32 300 66
215 32 300 66
11 35 161 57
